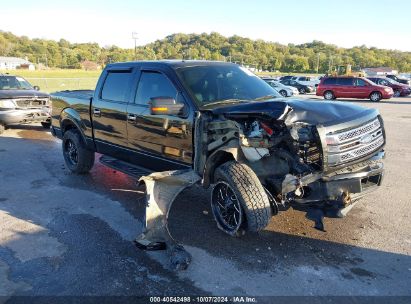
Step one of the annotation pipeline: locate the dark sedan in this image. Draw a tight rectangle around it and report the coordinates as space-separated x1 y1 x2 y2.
368 77 411 97
280 79 315 94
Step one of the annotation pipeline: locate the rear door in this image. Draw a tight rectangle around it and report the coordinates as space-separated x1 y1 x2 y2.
126 68 194 171
336 78 354 97
91 68 134 155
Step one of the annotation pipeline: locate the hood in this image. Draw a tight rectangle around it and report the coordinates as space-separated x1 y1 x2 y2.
201 98 376 127
284 99 376 126
0 90 49 99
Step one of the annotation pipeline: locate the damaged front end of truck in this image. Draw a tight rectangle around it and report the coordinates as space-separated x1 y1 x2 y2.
194 99 385 232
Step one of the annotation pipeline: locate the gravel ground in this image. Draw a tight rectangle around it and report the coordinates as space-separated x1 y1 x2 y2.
0 95 410 302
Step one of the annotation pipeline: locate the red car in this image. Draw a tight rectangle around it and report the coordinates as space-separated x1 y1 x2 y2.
367 77 411 97
316 76 394 102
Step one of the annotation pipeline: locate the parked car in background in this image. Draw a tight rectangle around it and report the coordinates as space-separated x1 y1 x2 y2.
385 74 410 85
261 77 299 97
291 76 321 87
280 79 315 94
279 75 294 81
367 77 411 97
316 76 394 102
0 74 50 134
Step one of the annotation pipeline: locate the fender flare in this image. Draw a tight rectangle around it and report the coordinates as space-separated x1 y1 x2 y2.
60 108 88 144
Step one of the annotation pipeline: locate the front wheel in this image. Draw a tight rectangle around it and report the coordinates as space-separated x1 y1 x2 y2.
299 87 306 94
370 91 382 102
279 90 288 97
211 161 272 236
62 129 95 174
393 90 401 97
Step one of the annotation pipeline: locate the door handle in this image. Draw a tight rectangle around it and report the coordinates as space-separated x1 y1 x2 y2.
127 114 136 121
93 108 101 117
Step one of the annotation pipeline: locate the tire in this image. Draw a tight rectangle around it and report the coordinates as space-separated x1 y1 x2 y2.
324 90 335 100
370 91 382 102
0 123 5 135
299 87 306 94
393 90 401 97
41 122 51 129
279 90 287 97
212 161 272 236
62 129 95 174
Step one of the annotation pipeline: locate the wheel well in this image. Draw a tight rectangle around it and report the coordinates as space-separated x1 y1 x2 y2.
61 119 78 134
369 91 381 98
203 151 235 188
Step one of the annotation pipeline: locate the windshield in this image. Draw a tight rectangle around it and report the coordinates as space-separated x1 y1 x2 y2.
384 78 400 85
0 76 33 90
175 64 280 106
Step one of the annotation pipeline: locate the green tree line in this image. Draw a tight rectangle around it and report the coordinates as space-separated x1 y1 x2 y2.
1 31 410 73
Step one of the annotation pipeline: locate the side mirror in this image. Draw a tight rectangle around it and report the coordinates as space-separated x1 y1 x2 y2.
33 86 40 91
149 97 185 116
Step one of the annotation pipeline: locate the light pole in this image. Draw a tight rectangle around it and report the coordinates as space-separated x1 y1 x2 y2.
316 53 320 74
132 32 138 61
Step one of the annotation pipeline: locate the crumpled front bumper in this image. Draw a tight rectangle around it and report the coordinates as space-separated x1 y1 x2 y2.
0 107 50 125
284 151 385 217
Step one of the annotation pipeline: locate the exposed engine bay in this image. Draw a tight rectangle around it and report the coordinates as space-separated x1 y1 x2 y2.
194 100 386 231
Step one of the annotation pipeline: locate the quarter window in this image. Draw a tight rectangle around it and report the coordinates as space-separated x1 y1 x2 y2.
101 71 132 102
135 71 178 105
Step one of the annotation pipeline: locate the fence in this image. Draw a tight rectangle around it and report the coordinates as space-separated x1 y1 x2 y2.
26 77 99 93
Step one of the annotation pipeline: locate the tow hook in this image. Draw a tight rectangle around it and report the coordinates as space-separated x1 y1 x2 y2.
342 191 352 207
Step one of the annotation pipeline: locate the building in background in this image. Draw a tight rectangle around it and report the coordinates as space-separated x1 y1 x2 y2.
363 67 398 76
0 57 35 70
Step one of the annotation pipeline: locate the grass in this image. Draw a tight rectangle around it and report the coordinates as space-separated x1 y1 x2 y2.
0 69 100 93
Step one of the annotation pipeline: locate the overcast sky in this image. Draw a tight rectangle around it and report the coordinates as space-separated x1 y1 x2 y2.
2 0 411 51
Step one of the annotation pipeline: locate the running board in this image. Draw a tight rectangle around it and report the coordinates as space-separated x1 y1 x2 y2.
99 155 153 179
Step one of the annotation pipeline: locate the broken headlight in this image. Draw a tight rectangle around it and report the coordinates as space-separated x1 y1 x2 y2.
0 99 16 109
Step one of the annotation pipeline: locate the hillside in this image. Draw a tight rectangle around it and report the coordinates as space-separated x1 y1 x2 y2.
1 31 410 73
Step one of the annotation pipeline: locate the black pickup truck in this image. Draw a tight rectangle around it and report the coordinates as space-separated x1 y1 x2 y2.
51 61 385 235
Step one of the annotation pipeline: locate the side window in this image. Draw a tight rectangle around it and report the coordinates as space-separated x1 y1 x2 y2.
135 71 178 105
380 79 389 86
323 78 337 85
337 78 354 86
356 79 367 86
101 71 132 102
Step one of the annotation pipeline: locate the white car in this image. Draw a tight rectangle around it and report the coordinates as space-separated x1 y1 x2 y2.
263 79 299 97
291 76 320 87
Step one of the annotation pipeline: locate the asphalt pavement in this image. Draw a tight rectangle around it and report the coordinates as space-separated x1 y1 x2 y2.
0 95 410 302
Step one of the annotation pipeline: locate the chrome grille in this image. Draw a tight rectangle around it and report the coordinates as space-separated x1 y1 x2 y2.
337 118 380 143
15 98 49 108
326 117 385 166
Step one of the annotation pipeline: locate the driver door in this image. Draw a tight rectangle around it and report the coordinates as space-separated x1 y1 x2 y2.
126 69 193 171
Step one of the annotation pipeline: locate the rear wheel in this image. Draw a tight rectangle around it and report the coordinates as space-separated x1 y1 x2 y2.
62 129 95 174
393 90 401 97
279 90 287 97
324 90 335 100
211 161 272 236
299 87 306 94
370 91 382 102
